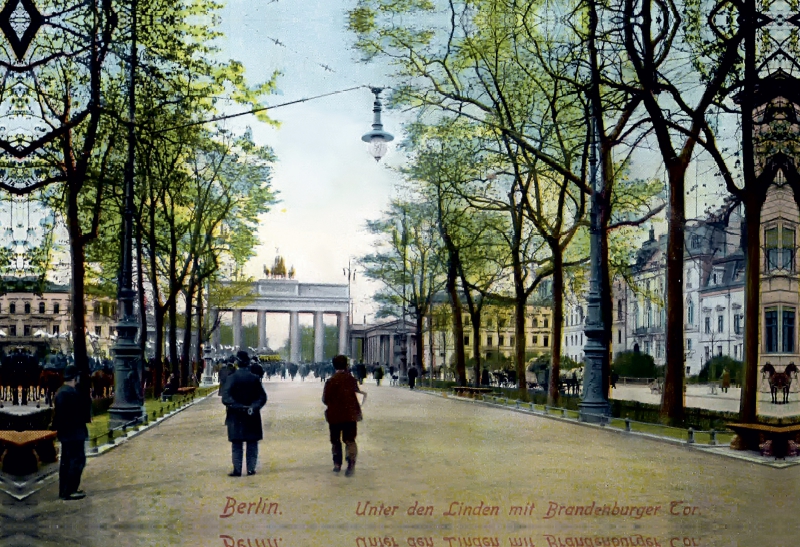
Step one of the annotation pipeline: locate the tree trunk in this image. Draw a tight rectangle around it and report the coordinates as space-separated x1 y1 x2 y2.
168 292 179 378
548 244 564 406
515 289 528 401
661 166 687 425
415 311 425 374
740 196 761 422
67 183 89 383
447 274 467 386
195 282 205 369
135 222 148 368
180 280 196 386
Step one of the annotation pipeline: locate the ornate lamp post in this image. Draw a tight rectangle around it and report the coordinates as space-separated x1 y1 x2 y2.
361 87 394 162
108 0 144 428
579 107 612 423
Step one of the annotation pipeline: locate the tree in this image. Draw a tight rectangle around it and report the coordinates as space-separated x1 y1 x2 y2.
361 199 445 377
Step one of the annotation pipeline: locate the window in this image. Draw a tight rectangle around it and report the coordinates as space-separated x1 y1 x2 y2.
691 234 700 249
705 346 710 361
717 345 723 356
499 319 507 329
543 335 549 347
687 339 693 351
23 325 30 336
53 303 60 314
510 335 515 347
53 325 59 335
766 225 796 271
533 318 539 328
766 227 779 270
543 318 548 328
718 315 724 333
9 303 15 314
783 308 795 353
618 330 622 344
580 334 583 345
533 335 538 345
498 335 505 347
784 227 795 270
687 300 694 325
9 325 15 336
646 303 653 328
95 326 102 337
24 303 30 314
656 343 663 359
765 308 778 353
617 300 623 320
644 341 651 355
464 335 469 346
704 317 711 334
38 302 45 314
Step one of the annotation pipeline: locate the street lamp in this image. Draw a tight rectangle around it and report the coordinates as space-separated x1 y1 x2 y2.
108 0 144 429
361 87 394 162
578 104 612 423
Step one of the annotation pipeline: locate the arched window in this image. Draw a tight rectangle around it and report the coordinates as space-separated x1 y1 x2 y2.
39 302 45 314
24 302 30 314
687 299 694 325
617 300 623 321
646 302 653 328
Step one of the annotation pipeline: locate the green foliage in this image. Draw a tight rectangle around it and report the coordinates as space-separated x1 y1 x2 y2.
697 356 743 384
527 353 580 372
612 351 658 379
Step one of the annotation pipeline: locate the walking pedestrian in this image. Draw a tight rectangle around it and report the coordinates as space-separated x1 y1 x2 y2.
408 365 418 390
322 355 366 476
218 358 236 397
53 365 91 501
222 351 268 476
721 368 731 393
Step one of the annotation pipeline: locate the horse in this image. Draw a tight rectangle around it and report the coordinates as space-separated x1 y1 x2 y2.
761 363 798 404
90 369 114 398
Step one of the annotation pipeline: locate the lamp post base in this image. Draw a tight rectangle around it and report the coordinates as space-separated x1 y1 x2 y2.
579 401 611 424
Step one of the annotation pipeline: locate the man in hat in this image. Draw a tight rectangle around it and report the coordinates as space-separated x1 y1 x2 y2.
222 351 267 476
53 365 91 500
322 355 366 476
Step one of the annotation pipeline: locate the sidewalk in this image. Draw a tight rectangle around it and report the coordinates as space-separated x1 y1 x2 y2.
4 380 796 547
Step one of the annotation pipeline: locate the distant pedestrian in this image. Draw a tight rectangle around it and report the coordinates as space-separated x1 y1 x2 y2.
721 368 731 393
408 365 418 390
250 359 265 381
53 365 91 501
610 371 619 389
222 351 267 476
481 368 490 387
322 355 366 476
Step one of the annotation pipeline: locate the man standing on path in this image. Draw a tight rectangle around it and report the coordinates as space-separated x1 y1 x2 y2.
408 364 418 390
53 365 91 501
322 355 366 476
222 351 268 476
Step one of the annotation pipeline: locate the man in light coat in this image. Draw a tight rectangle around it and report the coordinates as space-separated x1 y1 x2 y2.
222 351 267 476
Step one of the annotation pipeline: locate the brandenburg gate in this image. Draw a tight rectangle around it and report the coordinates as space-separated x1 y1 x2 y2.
211 279 350 362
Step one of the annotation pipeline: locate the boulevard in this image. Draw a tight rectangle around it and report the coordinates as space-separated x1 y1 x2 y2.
3 380 794 546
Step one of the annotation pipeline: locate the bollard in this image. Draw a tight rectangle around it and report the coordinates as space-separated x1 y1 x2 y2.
107 430 115 445
89 438 99 454
687 427 695 444
561 408 567 418
529 402 535 411
625 418 631 432
709 429 717 445
515 400 520 409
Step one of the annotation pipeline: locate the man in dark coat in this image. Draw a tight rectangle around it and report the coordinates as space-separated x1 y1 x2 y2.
408 365 418 390
250 359 265 381
222 351 267 476
53 365 91 500
322 355 366 476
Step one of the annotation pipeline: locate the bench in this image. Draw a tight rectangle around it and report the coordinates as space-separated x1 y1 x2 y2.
452 387 493 399
0 430 58 476
727 423 800 459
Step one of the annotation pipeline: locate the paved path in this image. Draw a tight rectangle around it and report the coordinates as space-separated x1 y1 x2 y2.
3 381 796 546
611 385 800 416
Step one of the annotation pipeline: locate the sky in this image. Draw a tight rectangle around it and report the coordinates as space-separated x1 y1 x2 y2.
213 1 409 346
